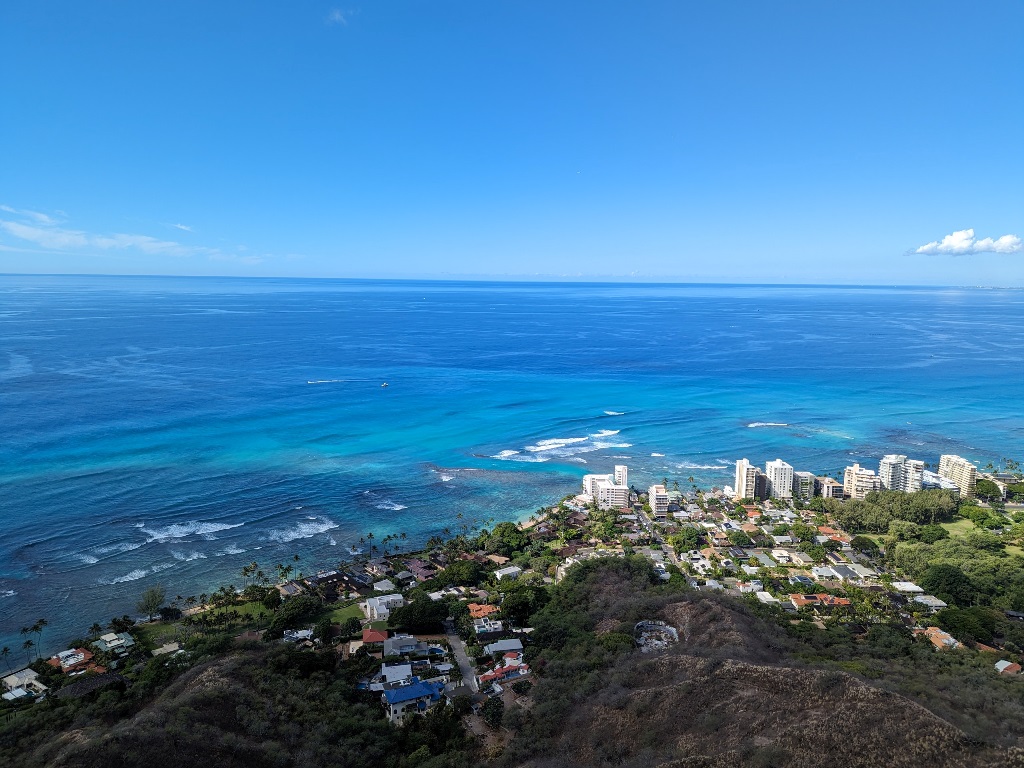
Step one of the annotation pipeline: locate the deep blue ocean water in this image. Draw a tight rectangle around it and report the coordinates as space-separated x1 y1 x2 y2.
2 275 1023 652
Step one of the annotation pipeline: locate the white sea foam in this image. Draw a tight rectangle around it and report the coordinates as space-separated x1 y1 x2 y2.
141 521 244 543
95 542 144 555
328 537 337 546
747 422 789 428
375 500 408 511
604 410 625 416
151 563 175 574
676 462 729 470
102 569 149 585
590 429 620 438
0 590 16 598
525 437 589 452
76 554 100 564
266 516 339 544
172 550 207 562
439 473 454 482
492 450 521 459
651 453 665 457
218 545 246 556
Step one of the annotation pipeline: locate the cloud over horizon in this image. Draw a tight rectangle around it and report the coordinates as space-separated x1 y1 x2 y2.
915 228 1022 255
0 206 264 265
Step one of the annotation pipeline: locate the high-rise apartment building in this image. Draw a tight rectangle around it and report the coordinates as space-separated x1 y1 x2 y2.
648 485 669 518
938 455 977 499
792 471 816 500
734 459 763 501
843 463 881 500
765 459 794 500
582 465 631 509
878 455 924 493
817 477 845 499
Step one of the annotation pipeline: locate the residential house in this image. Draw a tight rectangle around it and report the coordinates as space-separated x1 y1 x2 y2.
362 628 389 645
789 593 852 611
373 579 397 592
1 668 48 701
473 617 504 636
383 634 428 657
755 591 780 605
892 581 924 594
48 648 100 674
363 593 404 621
995 660 1022 675
92 632 136 657
477 652 529 688
468 603 500 620
914 595 948 613
484 638 524 655
382 680 445 724
494 565 523 581
916 626 960 650
789 551 815 566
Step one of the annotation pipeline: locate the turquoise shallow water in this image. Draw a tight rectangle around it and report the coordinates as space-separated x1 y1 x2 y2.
1 276 1022 651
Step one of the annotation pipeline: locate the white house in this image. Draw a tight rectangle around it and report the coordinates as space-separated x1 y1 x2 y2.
494 565 523 581
364 593 405 620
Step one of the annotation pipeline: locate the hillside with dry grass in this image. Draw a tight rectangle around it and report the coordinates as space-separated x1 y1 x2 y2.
500 559 1024 768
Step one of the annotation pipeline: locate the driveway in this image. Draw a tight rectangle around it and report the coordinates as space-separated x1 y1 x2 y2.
444 620 478 692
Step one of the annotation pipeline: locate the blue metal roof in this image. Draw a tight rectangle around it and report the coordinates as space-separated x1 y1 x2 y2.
382 681 442 705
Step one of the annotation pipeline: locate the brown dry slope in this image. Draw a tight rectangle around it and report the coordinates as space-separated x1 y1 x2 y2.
511 597 1023 768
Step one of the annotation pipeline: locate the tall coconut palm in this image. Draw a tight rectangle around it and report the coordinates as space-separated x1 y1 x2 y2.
22 639 34 664
1 646 12 674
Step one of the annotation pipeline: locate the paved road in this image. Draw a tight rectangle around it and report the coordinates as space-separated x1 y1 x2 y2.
444 620 478 692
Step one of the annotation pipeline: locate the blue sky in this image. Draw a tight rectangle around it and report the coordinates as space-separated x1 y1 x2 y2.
1 1 1022 284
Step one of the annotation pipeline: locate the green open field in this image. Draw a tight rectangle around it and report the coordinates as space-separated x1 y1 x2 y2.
941 518 977 537
326 602 364 624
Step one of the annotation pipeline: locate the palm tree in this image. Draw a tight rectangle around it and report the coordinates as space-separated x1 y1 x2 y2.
22 639 33 664
89 623 104 638
33 618 47 653
1 646 12 674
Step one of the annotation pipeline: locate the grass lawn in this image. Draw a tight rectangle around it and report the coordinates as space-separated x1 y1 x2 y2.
941 518 977 537
326 603 364 624
134 600 269 648
134 621 178 648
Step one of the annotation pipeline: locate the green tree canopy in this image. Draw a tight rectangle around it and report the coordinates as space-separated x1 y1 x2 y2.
919 564 976 607
136 586 166 623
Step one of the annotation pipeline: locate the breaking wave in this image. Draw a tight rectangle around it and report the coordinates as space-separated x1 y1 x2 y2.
747 422 789 428
172 550 207 562
604 410 625 416
0 590 16 598
266 516 339 544
140 521 244 543
101 569 149 585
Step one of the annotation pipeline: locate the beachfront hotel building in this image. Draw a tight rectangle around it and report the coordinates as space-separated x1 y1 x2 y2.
939 454 977 499
648 485 670 519
765 459 794 500
878 455 925 494
734 459 766 501
843 463 882 500
582 465 630 510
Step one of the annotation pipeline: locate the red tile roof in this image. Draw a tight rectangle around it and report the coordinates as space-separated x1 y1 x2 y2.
362 629 389 643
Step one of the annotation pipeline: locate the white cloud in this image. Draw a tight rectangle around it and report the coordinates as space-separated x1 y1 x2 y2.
0 205 60 226
327 9 348 25
0 207 264 264
915 228 1023 255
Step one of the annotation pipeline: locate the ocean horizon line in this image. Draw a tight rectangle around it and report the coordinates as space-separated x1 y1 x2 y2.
2 272 1023 291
